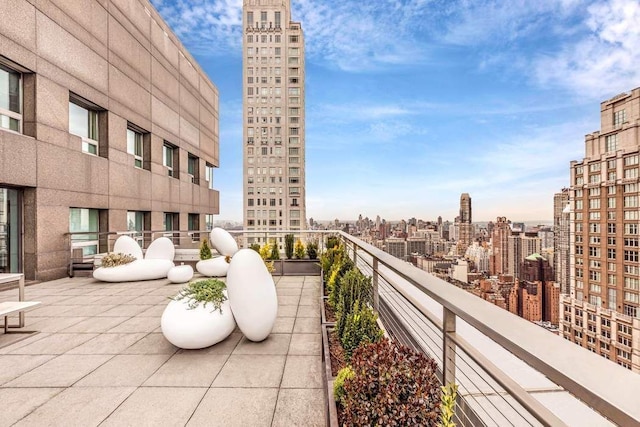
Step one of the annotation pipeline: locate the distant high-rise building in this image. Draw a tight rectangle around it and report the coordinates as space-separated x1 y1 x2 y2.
490 217 511 276
563 87 640 372
243 0 306 244
458 193 472 255
509 233 542 280
554 189 570 294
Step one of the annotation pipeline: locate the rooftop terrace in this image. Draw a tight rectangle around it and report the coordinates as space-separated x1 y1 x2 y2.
0 275 325 426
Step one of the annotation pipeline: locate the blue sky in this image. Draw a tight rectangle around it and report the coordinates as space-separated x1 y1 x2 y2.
150 0 640 223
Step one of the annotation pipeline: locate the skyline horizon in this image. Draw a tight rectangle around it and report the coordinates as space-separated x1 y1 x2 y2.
151 0 640 222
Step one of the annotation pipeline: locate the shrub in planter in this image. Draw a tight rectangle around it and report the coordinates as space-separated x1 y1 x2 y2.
257 243 275 273
269 240 281 260
333 366 355 404
340 300 383 360
101 252 136 268
327 257 355 309
335 268 372 337
440 383 459 427
326 235 340 250
294 239 305 259
284 234 294 259
172 278 228 312
342 339 441 426
249 243 261 253
199 238 212 260
306 239 318 259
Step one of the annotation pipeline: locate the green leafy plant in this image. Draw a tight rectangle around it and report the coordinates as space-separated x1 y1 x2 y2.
326 235 340 250
284 234 294 259
294 239 305 259
320 244 344 277
306 239 318 259
335 268 372 337
249 243 261 253
172 279 227 313
269 240 281 260
199 238 212 260
341 339 441 426
439 383 458 427
333 366 355 404
340 300 383 360
101 252 136 268
258 243 275 273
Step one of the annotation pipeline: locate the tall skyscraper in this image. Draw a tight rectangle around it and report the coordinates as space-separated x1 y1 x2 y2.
458 193 472 255
242 0 306 245
562 87 640 372
490 217 511 276
554 189 570 294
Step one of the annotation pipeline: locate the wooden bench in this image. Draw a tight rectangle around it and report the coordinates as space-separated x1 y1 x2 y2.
0 301 41 333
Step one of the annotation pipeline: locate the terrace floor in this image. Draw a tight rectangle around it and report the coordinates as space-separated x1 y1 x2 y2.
0 274 325 427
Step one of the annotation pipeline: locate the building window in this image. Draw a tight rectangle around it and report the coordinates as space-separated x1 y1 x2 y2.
614 109 626 126
69 208 99 256
126 127 144 168
188 154 199 184
205 163 215 189
205 214 214 231
0 64 22 133
163 142 178 177
69 98 99 155
605 134 617 152
127 211 148 246
188 213 200 239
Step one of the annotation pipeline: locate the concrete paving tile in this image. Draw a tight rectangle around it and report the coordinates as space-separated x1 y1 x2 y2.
116 287 156 296
143 353 228 387
67 333 147 355
5 354 112 387
85 288 125 296
276 287 302 296
7 333 98 355
27 305 77 317
126 295 170 305
301 288 321 298
67 304 118 317
99 304 152 317
28 316 89 332
278 295 300 306
100 387 206 427
303 282 321 290
92 295 133 305
212 355 286 388
293 317 321 333
122 333 179 355
233 334 291 355
74 354 171 387
184 332 243 355
276 305 298 317
0 333 50 354
272 388 326 427
271 317 295 333
187 388 278 427
299 296 320 306
281 356 323 388
62 316 129 333
13 387 135 427
107 316 159 333
288 334 322 356
276 281 304 289
0 388 63 426
0 355 55 385
297 305 321 318
57 295 107 305
137 304 168 317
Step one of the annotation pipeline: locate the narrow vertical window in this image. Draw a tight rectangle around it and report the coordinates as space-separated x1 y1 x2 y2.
70 100 99 155
0 65 22 132
126 127 143 168
163 142 177 177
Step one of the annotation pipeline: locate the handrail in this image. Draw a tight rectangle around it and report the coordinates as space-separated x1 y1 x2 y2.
336 230 640 426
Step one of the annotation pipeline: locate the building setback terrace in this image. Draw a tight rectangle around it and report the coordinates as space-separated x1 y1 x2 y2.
0 274 325 426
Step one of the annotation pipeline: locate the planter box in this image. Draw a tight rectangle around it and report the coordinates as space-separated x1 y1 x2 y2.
321 296 335 326
271 259 321 276
322 324 339 427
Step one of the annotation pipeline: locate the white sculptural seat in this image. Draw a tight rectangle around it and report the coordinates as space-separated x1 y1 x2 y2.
93 236 175 283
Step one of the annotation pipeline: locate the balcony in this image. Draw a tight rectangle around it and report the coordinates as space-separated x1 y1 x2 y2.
2 230 640 425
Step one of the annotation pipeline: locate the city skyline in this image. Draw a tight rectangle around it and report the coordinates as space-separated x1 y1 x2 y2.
151 0 640 222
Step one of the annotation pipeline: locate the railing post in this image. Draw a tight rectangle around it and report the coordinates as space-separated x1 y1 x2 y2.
352 241 357 264
443 307 456 386
372 258 379 313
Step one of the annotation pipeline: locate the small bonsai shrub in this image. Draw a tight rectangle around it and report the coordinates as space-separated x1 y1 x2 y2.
173 279 227 313
333 366 355 403
199 238 212 260
340 301 383 360
326 235 340 250
284 234 294 259
306 239 318 259
341 339 441 426
269 240 281 260
101 252 136 268
294 239 305 259
440 383 459 427
249 243 261 253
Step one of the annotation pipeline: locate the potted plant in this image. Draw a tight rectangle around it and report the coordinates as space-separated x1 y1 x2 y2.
285 234 294 259
160 279 236 349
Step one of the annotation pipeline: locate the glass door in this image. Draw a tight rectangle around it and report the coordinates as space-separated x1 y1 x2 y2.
0 188 22 273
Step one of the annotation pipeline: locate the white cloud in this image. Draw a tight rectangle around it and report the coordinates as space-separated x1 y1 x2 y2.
533 0 640 98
